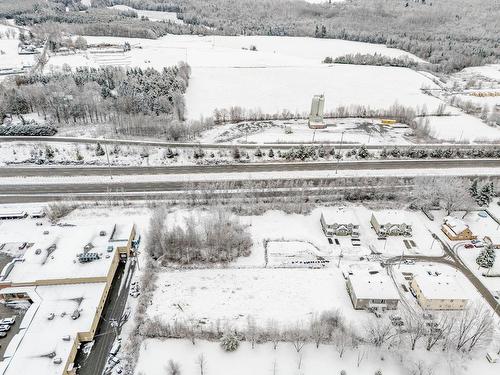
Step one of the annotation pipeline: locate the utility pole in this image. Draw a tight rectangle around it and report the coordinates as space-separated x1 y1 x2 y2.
335 131 345 174
104 142 113 180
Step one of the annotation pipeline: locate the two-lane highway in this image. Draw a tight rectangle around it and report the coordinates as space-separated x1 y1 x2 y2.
2 158 500 177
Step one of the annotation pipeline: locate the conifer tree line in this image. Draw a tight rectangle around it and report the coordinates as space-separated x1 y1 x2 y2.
469 179 495 207
0 63 191 125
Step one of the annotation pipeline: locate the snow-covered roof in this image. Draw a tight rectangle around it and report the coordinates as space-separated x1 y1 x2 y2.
348 272 400 300
321 208 357 225
110 223 135 243
0 283 106 375
443 216 469 236
413 275 468 301
372 210 411 224
1 223 118 284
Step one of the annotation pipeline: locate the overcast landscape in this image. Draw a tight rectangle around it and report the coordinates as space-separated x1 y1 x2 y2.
0 1 499 375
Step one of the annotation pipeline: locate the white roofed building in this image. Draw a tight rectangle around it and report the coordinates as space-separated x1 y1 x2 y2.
370 211 412 237
346 271 400 311
320 208 359 237
411 275 468 310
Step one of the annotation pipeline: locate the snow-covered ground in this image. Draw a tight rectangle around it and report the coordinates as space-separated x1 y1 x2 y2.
135 338 497 375
425 113 500 143
198 118 413 144
108 5 184 24
148 267 368 330
185 65 442 119
47 34 423 71
0 24 35 71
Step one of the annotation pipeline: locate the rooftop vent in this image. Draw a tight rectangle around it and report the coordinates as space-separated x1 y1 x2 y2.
78 252 100 263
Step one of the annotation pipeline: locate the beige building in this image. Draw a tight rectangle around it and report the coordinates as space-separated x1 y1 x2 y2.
0 222 137 375
411 275 468 310
347 272 400 311
441 216 476 241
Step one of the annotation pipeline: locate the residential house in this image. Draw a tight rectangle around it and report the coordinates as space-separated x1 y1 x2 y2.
370 211 412 237
320 209 359 237
441 216 476 241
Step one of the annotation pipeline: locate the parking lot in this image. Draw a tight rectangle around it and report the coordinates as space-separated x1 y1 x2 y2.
0 253 25 359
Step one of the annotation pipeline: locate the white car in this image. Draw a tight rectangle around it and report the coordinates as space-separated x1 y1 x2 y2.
0 317 15 325
0 325 11 332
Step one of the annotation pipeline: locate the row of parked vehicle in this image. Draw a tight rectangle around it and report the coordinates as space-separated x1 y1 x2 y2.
0 316 16 337
464 239 485 249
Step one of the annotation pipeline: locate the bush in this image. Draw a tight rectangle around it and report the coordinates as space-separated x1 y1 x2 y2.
146 208 252 264
45 202 76 223
220 333 239 352
0 123 57 136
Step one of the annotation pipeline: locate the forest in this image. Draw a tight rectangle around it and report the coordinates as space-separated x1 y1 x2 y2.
109 0 500 73
0 63 190 127
1 0 498 72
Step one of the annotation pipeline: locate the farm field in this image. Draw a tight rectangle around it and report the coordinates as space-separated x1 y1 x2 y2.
184 65 443 120
108 5 184 23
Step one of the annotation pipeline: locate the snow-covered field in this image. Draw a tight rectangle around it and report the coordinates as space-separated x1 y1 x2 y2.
185 65 442 119
47 34 423 71
148 267 366 330
425 113 500 143
0 25 35 70
135 338 497 375
108 5 184 23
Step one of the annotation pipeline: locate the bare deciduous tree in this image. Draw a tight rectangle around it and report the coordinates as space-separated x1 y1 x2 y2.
196 353 206 375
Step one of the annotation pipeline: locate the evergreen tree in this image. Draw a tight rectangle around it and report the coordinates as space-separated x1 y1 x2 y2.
232 147 241 160
358 144 369 159
476 246 496 269
469 179 479 201
478 183 493 206
268 148 274 158
95 142 105 156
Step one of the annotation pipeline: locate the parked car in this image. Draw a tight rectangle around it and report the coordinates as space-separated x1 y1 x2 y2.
404 259 415 265
0 332 7 338
334 238 340 245
0 325 11 332
18 242 27 250
473 242 484 248
0 317 15 325
327 238 333 244
43 230 49 235
464 243 474 249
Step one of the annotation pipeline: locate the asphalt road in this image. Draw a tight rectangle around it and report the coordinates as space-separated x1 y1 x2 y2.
2 158 500 177
74 260 135 375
